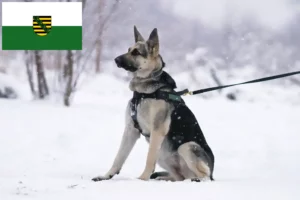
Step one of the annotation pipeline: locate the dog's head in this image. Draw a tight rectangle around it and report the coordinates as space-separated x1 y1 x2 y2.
114 26 164 78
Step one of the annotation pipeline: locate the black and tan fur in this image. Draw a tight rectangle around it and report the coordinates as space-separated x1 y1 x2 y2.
92 26 215 182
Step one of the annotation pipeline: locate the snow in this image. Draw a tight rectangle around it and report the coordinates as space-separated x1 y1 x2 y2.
0 73 31 100
1 74 300 200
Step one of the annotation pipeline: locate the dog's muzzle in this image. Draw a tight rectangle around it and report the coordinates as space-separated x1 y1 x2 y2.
114 56 123 68
114 55 137 72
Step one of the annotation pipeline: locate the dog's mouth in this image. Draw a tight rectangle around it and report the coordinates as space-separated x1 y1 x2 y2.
124 65 138 72
115 56 138 72
116 63 137 72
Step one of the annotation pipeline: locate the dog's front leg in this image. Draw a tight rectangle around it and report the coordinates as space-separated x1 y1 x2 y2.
92 125 140 181
138 131 165 181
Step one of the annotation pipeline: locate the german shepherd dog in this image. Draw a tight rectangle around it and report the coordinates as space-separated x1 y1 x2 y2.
92 26 215 182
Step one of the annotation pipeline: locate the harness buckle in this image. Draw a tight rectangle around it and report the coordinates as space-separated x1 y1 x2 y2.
175 89 191 96
183 91 193 96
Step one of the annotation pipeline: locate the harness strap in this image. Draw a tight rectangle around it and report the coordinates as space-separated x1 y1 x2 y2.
130 90 184 136
130 95 144 135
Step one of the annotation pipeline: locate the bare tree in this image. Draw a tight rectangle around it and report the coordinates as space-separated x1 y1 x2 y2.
61 0 85 106
34 51 49 99
25 50 36 97
95 39 102 73
95 0 104 73
63 50 74 106
60 0 120 107
78 0 120 76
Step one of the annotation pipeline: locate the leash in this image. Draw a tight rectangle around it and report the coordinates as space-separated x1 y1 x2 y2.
176 70 300 96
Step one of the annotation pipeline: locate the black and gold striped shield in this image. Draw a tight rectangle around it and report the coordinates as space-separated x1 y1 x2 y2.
33 16 52 36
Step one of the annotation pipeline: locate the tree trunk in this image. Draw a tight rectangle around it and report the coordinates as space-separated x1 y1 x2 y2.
64 50 74 106
25 50 36 97
41 69 49 96
95 39 102 73
34 50 49 99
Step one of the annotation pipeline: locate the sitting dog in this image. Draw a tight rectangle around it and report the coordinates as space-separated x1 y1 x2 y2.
92 26 215 182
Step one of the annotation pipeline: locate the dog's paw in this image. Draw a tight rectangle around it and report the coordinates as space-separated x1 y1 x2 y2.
137 174 150 181
91 175 112 182
155 176 175 182
190 177 211 182
191 178 201 182
137 177 149 181
150 171 169 179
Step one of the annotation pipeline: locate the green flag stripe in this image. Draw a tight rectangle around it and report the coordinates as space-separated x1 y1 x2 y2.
2 26 82 50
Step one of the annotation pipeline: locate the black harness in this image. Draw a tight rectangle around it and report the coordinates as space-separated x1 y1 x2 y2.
129 70 185 137
130 89 184 137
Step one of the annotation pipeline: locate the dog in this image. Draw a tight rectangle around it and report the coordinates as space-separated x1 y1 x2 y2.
92 26 215 182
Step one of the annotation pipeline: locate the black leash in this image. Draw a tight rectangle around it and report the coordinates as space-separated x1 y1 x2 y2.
176 70 300 96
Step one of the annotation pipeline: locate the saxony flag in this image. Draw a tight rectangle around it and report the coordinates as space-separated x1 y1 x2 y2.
2 2 82 50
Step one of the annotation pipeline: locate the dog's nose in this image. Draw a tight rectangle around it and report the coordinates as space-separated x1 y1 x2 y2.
114 56 122 67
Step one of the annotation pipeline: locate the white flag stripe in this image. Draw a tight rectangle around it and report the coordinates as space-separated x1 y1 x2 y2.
2 2 82 26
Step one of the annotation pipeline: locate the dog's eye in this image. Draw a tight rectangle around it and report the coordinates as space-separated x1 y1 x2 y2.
131 49 140 56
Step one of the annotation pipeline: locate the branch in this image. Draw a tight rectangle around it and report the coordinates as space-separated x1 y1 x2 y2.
80 0 120 68
73 0 120 89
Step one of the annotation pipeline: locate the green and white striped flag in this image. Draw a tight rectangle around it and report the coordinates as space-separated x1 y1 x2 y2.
2 2 82 50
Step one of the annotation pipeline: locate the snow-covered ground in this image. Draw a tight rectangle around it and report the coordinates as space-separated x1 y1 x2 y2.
1 74 300 200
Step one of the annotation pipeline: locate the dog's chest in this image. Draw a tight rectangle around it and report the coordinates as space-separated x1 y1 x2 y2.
135 99 172 136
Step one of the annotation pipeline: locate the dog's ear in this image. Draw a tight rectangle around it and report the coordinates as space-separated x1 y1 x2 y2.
147 28 159 57
134 25 145 43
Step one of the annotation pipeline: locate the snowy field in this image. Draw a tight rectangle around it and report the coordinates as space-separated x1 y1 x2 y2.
1 74 300 200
